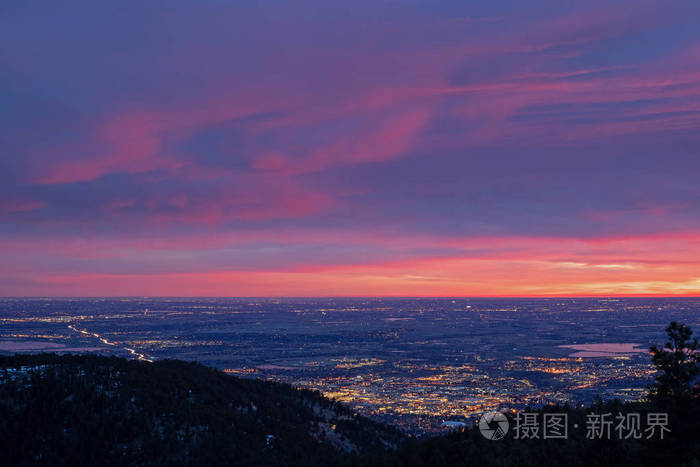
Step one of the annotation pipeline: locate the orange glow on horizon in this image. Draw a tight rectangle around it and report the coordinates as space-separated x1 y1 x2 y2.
3 233 700 297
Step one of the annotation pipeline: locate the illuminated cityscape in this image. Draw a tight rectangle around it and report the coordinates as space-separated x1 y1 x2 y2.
2 297 698 433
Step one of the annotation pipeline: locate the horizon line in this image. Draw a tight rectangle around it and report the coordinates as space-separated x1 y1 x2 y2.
2 295 700 299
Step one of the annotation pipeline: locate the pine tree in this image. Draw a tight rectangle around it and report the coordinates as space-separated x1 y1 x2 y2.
649 321 700 407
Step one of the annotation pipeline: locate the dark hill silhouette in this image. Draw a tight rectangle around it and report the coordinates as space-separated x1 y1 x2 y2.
0 353 404 466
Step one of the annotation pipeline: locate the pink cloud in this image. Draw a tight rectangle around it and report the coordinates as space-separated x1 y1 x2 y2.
36 111 170 184
34 90 300 184
301 106 433 172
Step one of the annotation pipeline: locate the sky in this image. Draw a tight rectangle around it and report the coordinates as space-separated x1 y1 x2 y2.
1 0 700 297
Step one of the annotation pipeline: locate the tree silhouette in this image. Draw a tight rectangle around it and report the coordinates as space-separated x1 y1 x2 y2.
649 321 700 407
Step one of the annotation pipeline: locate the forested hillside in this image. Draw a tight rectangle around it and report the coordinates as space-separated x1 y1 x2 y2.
0 354 404 466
